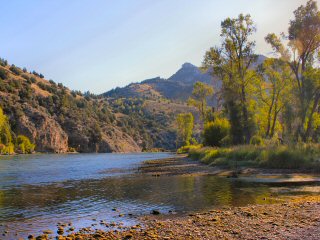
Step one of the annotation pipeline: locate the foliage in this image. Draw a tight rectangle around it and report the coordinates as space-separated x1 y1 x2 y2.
188 144 320 170
9 65 20 75
0 107 12 145
188 82 213 120
176 113 194 147
15 135 35 154
250 135 264 146
1 143 14 155
203 118 230 147
0 68 7 80
202 14 257 144
0 58 8 67
256 58 292 138
177 144 202 154
265 0 320 141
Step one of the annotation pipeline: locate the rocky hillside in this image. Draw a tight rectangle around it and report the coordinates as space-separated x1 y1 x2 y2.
0 55 265 153
0 59 141 153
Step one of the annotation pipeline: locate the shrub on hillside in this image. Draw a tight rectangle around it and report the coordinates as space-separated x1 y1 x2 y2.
203 118 230 147
30 77 36 83
0 58 8 67
9 65 21 75
0 68 7 80
15 135 35 154
1 143 14 154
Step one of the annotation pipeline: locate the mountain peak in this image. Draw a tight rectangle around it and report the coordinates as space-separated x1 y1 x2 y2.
168 62 211 84
181 62 197 68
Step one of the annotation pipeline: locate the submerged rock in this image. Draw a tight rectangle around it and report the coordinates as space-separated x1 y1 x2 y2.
151 209 160 215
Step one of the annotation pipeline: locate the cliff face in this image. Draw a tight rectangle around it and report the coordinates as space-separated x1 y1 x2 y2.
62 121 141 153
100 127 141 153
16 105 68 153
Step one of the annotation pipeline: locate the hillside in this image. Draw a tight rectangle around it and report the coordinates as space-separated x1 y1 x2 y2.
0 59 200 153
0 54 265 154
0 60 141 153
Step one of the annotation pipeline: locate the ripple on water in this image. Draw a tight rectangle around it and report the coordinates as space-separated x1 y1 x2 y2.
0 153 319 239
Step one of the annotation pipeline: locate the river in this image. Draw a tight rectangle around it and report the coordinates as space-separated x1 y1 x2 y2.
0 153 319 239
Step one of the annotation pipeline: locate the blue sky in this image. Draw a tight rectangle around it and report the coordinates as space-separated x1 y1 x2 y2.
0 0 310 93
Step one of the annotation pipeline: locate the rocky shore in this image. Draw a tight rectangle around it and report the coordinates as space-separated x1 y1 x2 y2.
30 195 320 240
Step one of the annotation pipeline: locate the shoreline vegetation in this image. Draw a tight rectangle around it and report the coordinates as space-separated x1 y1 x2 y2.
180 143 320 173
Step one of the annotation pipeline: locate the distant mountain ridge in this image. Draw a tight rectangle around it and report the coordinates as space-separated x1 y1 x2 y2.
104 62 213 101
104 54 267 103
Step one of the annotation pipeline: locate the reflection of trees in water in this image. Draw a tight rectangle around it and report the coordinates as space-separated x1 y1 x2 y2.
0 176 275 221
202 177 233 206
0 191 4 208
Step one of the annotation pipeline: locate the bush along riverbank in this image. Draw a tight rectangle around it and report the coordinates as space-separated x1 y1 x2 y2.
182 143 320 172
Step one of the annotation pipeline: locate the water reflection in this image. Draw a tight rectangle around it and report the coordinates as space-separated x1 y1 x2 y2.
0 153 319 239
0 174 299 223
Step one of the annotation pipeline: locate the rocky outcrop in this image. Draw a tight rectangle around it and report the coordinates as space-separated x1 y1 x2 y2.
61 120 141 153
15 105 68 153
99 127 141 153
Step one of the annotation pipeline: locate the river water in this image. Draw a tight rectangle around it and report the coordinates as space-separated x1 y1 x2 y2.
0 153 319 239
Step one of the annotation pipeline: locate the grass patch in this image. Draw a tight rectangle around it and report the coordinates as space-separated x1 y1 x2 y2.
187 143 320 171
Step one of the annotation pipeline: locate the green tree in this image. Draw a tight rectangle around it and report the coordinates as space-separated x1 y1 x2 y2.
202 14 257 144
0 107 12 145
0 68 7 80
176 113 194 147
16 135 35 154
188 82 214 120
256 58 292 138
203 118 230 147
265 0 320 141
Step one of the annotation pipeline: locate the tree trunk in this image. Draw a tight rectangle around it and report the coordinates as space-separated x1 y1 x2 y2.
241 85 251 143
304 93 320 140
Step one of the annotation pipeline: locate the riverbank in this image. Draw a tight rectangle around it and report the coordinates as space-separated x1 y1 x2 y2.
186 144 320 173
31 195 320 240
27 156 320 240
138 155 320 181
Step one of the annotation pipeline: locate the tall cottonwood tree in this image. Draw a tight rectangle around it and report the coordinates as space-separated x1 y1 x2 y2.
176 113 194 147
256 58 292 139
265 0 320 141
188 82 214 121
202 14 257 144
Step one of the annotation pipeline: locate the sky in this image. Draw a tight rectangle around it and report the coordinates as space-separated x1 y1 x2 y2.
0 0 312 93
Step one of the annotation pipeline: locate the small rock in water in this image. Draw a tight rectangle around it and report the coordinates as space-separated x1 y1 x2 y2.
57 229 64 235
124 233 133 239
42 230 53 234
151 209 160 215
